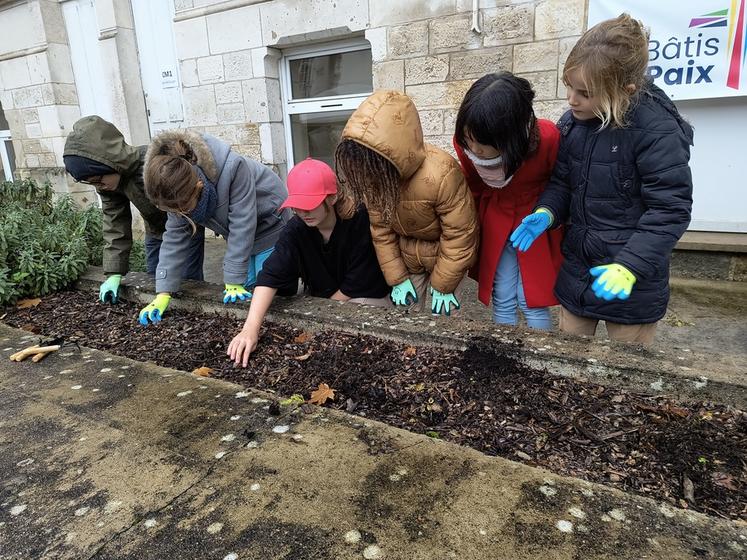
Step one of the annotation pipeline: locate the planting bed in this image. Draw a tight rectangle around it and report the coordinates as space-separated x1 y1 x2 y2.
3 290 746 521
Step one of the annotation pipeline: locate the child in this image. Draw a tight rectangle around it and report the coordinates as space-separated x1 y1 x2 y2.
227 158 390 366
335 90 479 316
140 130 290 325
63 116 204 304
453 72 563 330
511 14 693 344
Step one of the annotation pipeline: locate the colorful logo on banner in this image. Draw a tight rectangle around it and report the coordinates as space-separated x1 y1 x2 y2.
690 2 746 89
589 0 746 99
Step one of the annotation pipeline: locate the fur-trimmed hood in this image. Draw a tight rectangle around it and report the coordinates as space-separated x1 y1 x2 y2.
144 129 222 183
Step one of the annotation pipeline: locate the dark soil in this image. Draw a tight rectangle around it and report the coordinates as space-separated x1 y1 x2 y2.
3 291 746 520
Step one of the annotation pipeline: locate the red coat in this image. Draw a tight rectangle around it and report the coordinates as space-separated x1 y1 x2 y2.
453 119 563 308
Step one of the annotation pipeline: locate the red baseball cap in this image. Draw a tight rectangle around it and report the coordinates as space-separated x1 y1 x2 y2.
280 158 338 211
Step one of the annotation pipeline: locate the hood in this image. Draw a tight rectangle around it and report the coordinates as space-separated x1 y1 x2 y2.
144 129 220 183
63 115 141 176
341 90 426 181
644 82 694 146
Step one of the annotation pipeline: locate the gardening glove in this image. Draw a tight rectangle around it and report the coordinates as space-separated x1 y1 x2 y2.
510 208 553 252
589 264 636 301
390 278 418 306
138 293 171 325
431 287 460 316
99 274 122 304
223 284 251 304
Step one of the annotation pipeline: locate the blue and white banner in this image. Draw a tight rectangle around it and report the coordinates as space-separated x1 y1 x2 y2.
589 0 747 99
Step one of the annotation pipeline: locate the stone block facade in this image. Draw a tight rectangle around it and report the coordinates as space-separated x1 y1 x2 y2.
0 0 584 197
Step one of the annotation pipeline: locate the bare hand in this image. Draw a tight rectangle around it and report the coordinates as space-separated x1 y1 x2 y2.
227 328 259 367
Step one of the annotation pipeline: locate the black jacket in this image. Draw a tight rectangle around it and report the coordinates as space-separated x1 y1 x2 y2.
257 207 389 299
538 83 694 324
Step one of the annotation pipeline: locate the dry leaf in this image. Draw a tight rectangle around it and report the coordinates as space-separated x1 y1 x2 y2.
294 352 312 361
308 383 335 405
403 346 417 358
17 298 42 309
294 331 313 344
192 366 213 377
711 472 738 491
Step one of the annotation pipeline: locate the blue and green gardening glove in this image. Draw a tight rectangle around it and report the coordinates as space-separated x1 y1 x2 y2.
99 274 121 304
510 208 553 252
431 287 460 316
390 278 418 306
139 293 171 325
589 264 636 301
223 284 251 304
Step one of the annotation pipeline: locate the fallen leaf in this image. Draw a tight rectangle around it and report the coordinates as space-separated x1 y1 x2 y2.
309 383 335 405
294 352 312 361
192 366 213 377
403 346 417 358
0 313 6 320
294 331 313 344
711 472 738 491
20 323 41 334
16 298 42 309
683 476 695 503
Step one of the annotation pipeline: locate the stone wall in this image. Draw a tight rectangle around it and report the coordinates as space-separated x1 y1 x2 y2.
0 0 584 189
367 0 584 155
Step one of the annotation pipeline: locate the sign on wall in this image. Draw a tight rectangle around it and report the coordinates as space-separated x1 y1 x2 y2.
589 0 747 100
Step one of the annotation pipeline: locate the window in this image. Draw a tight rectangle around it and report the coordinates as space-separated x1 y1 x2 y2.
281 40 373 169
0 102 15 183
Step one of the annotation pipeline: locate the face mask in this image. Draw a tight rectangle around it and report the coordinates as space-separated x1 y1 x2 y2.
464 148 503 168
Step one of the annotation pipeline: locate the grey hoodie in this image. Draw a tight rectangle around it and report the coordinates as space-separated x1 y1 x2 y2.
144 130 289 292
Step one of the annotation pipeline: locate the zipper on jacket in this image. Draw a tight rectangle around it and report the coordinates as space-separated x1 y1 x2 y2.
576 129 600 308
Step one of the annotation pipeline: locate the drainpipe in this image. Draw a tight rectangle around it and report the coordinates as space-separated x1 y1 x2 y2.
471 0 481 33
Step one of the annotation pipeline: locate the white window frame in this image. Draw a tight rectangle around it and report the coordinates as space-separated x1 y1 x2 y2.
280 38 373 169
0 129 13 182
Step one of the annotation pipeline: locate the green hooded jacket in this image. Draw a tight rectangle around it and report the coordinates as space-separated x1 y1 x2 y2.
63 116 167 275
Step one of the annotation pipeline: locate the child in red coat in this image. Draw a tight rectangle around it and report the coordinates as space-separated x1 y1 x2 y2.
453 72 563 329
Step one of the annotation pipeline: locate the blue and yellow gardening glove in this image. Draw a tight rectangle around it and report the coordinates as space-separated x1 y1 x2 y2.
431 287 460 316
99 274 122 304
589 264 636 301
139 293 171 325
390 278 418 306
510 208 553 252
223 284 251 304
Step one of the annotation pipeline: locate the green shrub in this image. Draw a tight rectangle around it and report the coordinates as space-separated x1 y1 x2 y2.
0 179 103 306
128 239 147 273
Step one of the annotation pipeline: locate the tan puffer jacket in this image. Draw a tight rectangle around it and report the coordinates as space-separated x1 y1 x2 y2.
341 90 478 294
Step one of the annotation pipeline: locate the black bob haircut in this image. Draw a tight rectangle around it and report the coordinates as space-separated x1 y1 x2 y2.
454 72 536 178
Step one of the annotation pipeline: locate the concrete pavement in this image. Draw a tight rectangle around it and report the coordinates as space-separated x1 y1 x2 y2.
1 323 745 560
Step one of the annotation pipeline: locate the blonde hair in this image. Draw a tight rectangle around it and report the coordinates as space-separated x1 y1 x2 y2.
144 140 201 234
563 13 649 129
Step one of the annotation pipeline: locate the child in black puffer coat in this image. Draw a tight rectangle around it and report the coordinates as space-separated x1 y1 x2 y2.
510 13 693 345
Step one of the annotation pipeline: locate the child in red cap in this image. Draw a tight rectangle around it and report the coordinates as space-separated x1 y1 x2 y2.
227 158 390 366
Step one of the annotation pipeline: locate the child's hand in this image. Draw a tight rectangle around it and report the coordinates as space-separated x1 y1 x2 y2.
431 288 460 316
390 278 418 306
510 209 553 252
227 328 259 367
223 284 251 303
589 264 636 301
139 293 171 325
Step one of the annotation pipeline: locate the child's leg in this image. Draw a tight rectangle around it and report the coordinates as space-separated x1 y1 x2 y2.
491 243 520 325
559 306 598 336
516 276 552 330
605 321 657 345
409 272 429 312
144 235 161 275
182 225 205 281
245 247 275 288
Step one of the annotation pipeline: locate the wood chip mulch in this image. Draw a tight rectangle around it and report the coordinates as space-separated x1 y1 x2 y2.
3 291 746 520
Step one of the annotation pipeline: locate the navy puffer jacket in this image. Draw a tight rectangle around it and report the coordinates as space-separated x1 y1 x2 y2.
538 83 693 324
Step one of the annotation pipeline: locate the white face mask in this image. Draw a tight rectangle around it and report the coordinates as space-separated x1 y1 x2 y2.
464 148 503 168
